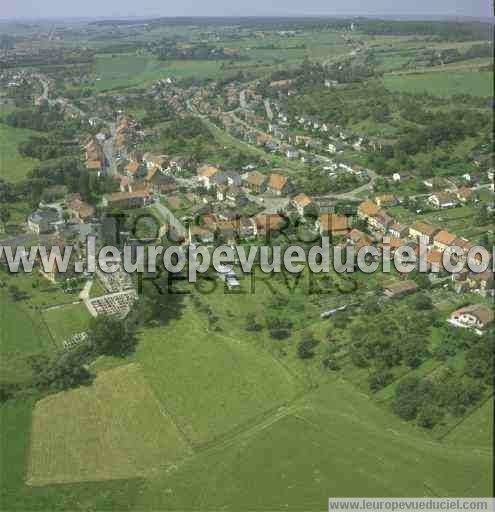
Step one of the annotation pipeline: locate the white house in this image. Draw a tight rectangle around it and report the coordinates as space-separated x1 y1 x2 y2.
448 304 494 335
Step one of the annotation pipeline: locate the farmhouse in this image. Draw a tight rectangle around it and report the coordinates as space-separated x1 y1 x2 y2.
448 304 494 334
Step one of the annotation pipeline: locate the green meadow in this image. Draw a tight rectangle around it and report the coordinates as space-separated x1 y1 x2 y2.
1 283 493 510
384 71 493 98
0 123 39 182
0 289 55 385
94 54 225 91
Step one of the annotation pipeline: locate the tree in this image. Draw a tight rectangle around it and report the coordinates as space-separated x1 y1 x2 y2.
88 315 138 357
322 357 340 371
401 333 429 368
368 368 393 392
245 312 263 332
417 403 444 429
8 284 28 302
30 349 93 391
412 293 433 311
393 375 421 420
297 332 319 359
0 207 11 229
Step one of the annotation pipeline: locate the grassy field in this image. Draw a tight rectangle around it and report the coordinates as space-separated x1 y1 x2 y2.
0 123 39 182
1 295 492 509
94 54 224 91
443 398 493 448
134 378 492 510
384 71 493 98
135 300 302 446
28 363 191 486
41 303 92 348
0 289 55 385
1 398 146 511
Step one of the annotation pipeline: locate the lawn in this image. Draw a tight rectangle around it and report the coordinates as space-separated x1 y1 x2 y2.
384 71 493 98
0 123 39 182
28 363 191 486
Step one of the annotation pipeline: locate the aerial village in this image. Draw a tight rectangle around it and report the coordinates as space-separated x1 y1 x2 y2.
1 69 494 342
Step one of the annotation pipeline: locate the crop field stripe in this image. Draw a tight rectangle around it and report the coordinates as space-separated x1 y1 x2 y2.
27 364 191 486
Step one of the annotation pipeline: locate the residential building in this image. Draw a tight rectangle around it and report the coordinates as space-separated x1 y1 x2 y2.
286 147 300 159
86 160 103 176
466 271 494 296
383 281 418 299
426 250 444 273
145 167 176 195
28 208 63 234
125 160 144 179
409 222 440 246
456 187 474 203
189 225 215 245
433 230 457 253
357 201 380 221
347 229 374 251
374 194 398 208
245 171 268 194
102 191 151 210
291 193 316 217
428 192 459 209
448 304 494 334
318 214 350 237
368 210 393 233
255 213 286 237
389 222 408 239
197 165 225 190
266 173 291 196
66 196 95 222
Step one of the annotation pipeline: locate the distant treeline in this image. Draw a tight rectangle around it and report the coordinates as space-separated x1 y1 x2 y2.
359 20 492 41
